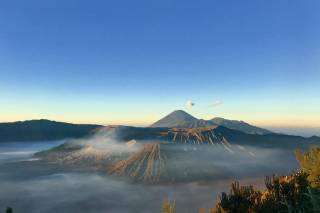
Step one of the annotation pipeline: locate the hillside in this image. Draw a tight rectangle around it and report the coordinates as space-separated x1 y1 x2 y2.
0 119 102 142
150 110 201 128
151 110 272 135
37 125 320 183
211 117 271 135
100 125 318 149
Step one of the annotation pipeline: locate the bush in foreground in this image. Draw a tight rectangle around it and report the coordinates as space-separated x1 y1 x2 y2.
215 171 320 213
296 147 320 187
161 146 320 213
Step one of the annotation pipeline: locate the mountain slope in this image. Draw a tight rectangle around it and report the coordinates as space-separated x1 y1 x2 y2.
0 119 102 142
109 143 164 182
151 110 271 134
211 117 272 135
77 125 319 149
150 110 201 128
37 125 320 183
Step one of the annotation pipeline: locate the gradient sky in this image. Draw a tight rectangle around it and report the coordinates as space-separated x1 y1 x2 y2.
0 0 319 130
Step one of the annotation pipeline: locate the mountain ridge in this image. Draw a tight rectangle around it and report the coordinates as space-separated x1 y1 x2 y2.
0 119 101 142
150 110 272 135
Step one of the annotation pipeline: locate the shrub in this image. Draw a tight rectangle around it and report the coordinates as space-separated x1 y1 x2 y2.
296 146 320 187
161 197 176 213
6 207 13 213
215 171 319 213
161 146 320 213
215 181 261 213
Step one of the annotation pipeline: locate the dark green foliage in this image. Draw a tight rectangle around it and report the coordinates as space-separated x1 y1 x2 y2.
305 187 320 212
6 207 13 213
161 198 176 213
213 147 320 213
262 172 314 213
296 147 320 187
161 147 320 213
216 182 261 213
215 171 320 213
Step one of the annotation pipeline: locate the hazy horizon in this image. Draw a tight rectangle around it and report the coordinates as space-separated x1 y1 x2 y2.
1 109 319 137
1 0 319 133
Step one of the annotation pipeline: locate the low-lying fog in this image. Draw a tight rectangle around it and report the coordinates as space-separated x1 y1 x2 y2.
0 140 300 213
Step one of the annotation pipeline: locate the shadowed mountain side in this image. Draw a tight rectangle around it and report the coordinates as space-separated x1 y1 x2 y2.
37 142 254 183
0 119 102 142
95 125 320 150
211 117 272 135
108 143 236 183
35 125 320 183
108 143 302 183
150 110 199 128
35 141 131 171
150 110 272 134
213 126 319 149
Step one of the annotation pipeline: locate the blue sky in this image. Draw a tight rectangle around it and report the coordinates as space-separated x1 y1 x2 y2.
0 0 319 129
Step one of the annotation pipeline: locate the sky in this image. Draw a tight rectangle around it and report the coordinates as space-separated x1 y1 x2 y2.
0 0 319 132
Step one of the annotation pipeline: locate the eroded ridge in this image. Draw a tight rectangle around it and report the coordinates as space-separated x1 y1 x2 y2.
109 143 165 182
163 126 227 145
58 146 111 165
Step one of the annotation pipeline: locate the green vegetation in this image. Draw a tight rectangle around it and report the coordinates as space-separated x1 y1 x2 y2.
215 182 261 212
296 147 320 187
161 146 320 213
215 172 320 213
161 197 176 213
5 207 13 213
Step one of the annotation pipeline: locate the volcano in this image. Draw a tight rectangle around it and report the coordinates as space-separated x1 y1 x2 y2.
151 110 271 134
150 110 201 128
109 143 164 182
35 110 320 183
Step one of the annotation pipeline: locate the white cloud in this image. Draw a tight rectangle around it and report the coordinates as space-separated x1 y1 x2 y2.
185 100 195 108
211 100 223 107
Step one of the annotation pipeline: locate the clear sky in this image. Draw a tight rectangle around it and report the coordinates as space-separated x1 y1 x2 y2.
0 0 319 131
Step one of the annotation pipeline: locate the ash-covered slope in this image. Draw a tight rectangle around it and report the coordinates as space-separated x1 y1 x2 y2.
97 125 317 149
36 125 320 183
109 143 164 182
108 143 236 183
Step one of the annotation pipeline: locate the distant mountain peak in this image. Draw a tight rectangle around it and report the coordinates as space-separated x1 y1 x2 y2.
150 110 272 134
150 110 198 128
167 110 196 119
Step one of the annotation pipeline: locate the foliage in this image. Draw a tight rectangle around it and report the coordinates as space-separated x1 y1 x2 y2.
296 147 320 187
215 182 261 213
6 207 13 213
198 208 206 213
161 147 320 213
161 197 176 213
214 171 320 213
